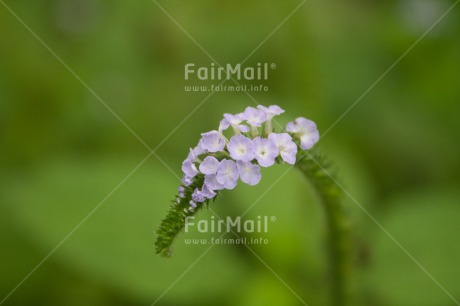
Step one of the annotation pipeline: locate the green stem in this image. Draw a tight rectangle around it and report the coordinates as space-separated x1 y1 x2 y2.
295 150 351 306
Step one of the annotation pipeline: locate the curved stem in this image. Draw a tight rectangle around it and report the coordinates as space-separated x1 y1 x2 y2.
295 150 351 306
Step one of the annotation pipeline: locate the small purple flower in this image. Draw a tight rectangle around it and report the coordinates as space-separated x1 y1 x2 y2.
204 174 225 190
191 186 216 202
182 175 193 186
268 133 297 165
192 188 206 203
227 135 254 162
253 137 278 167
218 118 230 132
200 131 226 152
286 117 319 150
236 161 261 186
193 141 207 155
257 105 285 135
223 113 243 125
182 160 199 178
216 159 239 189
189 200 197 208
223 113 249 133
199 156 220 175
186 142 206 162
257 105 284 119
243 107 267 127
201 184 217 199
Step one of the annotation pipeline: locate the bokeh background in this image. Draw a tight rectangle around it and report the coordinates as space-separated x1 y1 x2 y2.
1 0 460 305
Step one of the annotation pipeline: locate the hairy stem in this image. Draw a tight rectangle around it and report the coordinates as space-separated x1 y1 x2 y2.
295 150 351 306
155 174 207 257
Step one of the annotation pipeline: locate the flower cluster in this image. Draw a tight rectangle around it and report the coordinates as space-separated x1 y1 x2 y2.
178 105 319 210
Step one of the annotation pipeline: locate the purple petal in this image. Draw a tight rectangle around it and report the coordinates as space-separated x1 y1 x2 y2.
300 132 319 150
257 105 284 119
192 188 206 203
286 117 319 150
200 131 226 152
199 156 220 175
269 133 297 164
204 174 225 190
223 113 243 125
219 118 230 132
286 121 300 133
227 135 254 162
182 175 194 186
243 107 267 127
216 159 239 189
253 137 278 167
201 184 217 199
237 161 261 185
281 150 296 164
182 160 199 177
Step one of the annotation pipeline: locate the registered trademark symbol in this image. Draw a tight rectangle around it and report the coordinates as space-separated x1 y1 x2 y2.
270 63 276 69
270 216 277 222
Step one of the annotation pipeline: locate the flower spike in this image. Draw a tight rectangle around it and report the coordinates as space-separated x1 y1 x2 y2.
155 106 351 306
155 104 320 256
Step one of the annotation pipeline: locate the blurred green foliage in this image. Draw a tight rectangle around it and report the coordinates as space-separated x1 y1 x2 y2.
1 0 460 305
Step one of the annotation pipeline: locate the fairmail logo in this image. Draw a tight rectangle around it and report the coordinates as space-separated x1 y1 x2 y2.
184 62 276 81
184 215 276 233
